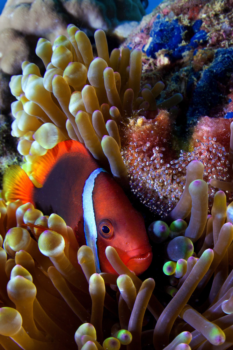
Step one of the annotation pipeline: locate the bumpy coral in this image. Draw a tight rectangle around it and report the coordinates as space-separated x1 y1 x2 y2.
122 114 233 216
0 28 31 76
0 0 146 118
0 0 145 76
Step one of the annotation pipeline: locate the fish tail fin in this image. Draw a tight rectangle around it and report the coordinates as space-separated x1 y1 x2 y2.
3 165 34 204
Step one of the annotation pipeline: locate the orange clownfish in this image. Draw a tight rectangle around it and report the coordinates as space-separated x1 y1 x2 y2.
3 140 152 275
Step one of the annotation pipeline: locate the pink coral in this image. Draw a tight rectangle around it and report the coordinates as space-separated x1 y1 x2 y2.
121 113 233 217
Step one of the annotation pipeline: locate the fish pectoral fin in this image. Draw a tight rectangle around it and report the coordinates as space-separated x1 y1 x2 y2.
3 165 34 204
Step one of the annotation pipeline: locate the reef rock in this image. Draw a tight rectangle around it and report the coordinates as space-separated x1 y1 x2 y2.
0 0 145 35
119 0 233 216
0 0 145 114
123 0 233 123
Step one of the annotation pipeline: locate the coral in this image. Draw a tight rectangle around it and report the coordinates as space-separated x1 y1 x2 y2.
0 0 146 116
121 114 233 216
0 0 145 34
142 16 208 62
122 0 233 123
0 29 31 76
0 0 145 77
187 48 233 123
113 21 139 40
192 48 215 72
107 0 233 217
143 17 185 58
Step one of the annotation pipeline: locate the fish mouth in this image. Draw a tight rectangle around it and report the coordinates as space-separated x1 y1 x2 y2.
128 251 152 261
125 250 153 275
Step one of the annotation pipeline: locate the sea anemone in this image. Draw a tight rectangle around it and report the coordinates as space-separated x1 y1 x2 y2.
8 24 182 192
0 181 233 349
4 21 233 349
8 23 233 218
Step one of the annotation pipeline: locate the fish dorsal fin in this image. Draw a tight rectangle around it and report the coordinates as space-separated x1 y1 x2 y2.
23 140 88 187
3 165 34 204
3 140 88 204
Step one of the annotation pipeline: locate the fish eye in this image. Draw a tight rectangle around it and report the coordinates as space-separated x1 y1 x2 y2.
98 220 114 239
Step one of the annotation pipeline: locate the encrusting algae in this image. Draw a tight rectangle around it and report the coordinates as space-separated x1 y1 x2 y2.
2 21 233 350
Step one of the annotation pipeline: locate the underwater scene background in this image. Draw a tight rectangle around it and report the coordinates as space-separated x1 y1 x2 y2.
1 0 233 349
0 0 162 16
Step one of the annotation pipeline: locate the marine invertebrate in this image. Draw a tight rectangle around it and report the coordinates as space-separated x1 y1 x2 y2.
3 3 233 348
121 114 233 216
9 27 139 174
148 220 170 243
166 236 194 261
8 22 233 221
141 16 208 62
6 7 233 239
1 178 233 349
8 22 233 220
0 202 134 349
143 17 186 59
7 23 184 218
0 0 145 77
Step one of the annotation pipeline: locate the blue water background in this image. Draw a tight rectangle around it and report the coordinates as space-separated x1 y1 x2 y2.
146 0 162 14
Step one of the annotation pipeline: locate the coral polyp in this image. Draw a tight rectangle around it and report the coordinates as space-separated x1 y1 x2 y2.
121 113 233 216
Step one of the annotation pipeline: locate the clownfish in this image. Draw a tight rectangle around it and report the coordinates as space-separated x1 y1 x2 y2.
3 140 152 275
